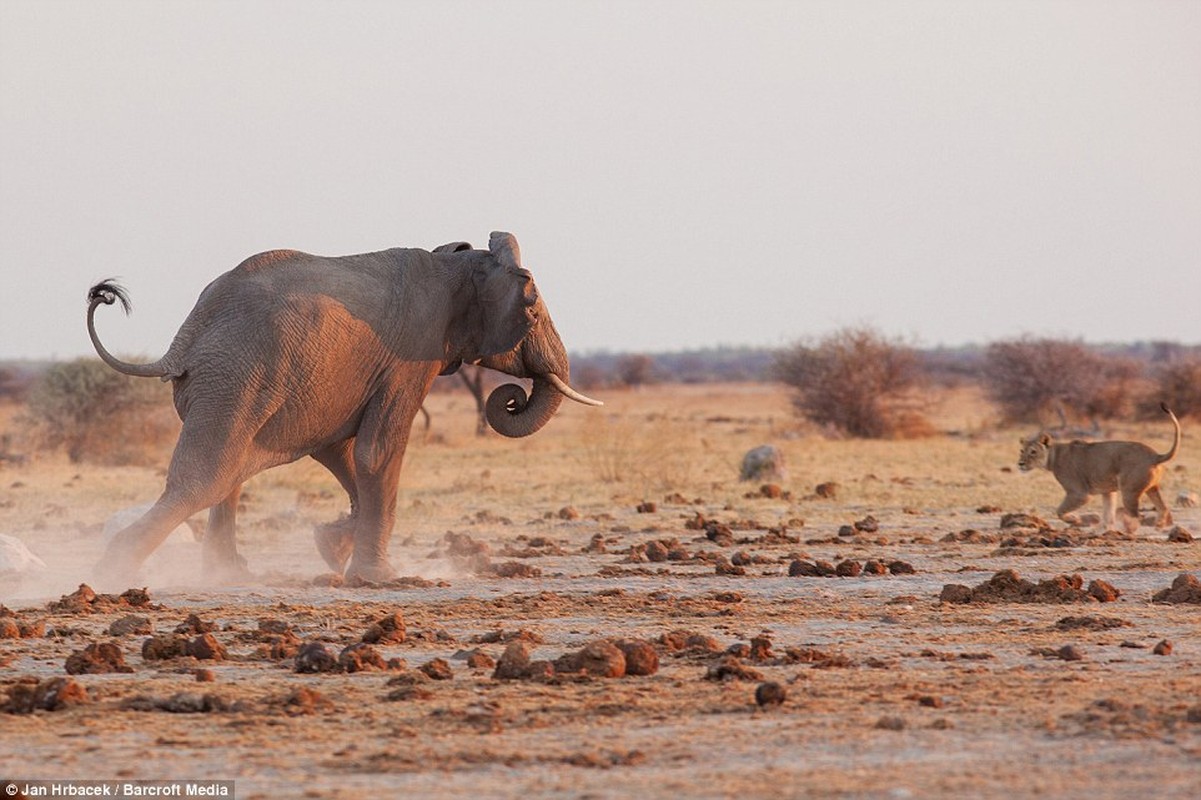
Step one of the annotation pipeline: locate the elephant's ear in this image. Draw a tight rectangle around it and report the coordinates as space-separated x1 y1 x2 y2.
474 247 537 357
433 241 473 254
488 231 521 269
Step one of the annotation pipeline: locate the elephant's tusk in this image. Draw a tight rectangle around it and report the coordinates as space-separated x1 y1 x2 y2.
546 373 604 407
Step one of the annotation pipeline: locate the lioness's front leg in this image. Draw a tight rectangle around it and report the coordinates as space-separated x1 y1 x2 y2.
1099 492 1119 532
1056 491 1090 527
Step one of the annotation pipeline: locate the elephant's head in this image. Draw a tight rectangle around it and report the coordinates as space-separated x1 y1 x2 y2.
446 232 601 438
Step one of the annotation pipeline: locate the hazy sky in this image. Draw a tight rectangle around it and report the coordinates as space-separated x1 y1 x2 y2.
1 0 1198 362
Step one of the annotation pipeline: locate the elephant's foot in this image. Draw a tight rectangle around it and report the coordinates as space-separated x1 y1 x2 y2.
92 556 142 592
315 517 355 574
344 558 398 587
202 542 251 584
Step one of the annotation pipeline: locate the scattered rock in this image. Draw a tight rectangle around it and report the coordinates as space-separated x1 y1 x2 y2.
940 570 1118 604
465 649 496 670
1087 580 1121 603
2 677 90 713
1152 640 1173 656
108 614 152 637
561 640 626 678
185 633 227 661
1166 527 1193 543
490 561 542 579
1056 645 1084 661
1054 616 1131 631
714 557 746 576
748 636 774 661
887 560 916 575
65 641 133 674
613 639 659 676
755 681 786 708
280 686 333 715
1000 513 1052 531
636 501 657 513
493 641 536 680
862 560 887 576
194 669 215 682
362 611 407 644
660 630 720 654
174 613 216 635
814 482 840 499
788 560 821 577
338 642 387 673
294 642 339 674
142 634 191 661
1176 491 1199 509
854 515 879 533
875 716 906 730
558 506 581 520
419 658 454 680
705 656 763 682
835 560 862 577
704 522 734 547
740 445 786 482
48 584 154 615
1151 573 1201 604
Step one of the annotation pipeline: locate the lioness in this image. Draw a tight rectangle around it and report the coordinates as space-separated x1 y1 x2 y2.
1018 403 1181 533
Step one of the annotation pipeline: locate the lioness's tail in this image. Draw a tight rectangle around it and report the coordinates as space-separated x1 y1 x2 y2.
86 280 171 379
1156 402 1181 464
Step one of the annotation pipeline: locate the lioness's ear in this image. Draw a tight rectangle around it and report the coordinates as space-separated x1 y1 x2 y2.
1038 433 1052 446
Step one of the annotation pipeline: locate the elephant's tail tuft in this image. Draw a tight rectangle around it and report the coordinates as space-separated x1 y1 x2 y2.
86 279 171 379
88 279 133 315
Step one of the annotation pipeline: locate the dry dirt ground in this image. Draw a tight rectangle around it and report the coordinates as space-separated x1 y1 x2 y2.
1 383 1199 799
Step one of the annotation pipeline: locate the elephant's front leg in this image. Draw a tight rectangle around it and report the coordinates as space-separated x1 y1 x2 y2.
344 386 431 584
202 486 249 581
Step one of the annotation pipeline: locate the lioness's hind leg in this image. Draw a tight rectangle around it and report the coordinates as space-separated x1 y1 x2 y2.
1056 492 1090 526
1145 486 1173 528
1118 485 1145 534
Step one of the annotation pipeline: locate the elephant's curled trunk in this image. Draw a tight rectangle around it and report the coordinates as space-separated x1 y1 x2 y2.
485 375 601 438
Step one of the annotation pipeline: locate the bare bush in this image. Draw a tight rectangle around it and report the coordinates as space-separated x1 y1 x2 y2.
616 354 656 388
774 327 931 438
983 338 1145 424
23 358 177 464
1143 359 1201 420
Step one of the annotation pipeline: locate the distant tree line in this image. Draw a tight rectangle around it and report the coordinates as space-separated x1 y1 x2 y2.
2 335 1199 462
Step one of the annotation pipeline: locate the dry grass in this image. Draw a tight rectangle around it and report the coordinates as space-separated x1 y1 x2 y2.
1 383 1200 798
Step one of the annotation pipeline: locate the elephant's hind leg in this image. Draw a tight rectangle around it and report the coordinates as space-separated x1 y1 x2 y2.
312 440 358 574
202 485 249 581
100 416 262 584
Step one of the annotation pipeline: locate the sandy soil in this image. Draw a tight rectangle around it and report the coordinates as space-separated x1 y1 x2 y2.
1 384 1199 799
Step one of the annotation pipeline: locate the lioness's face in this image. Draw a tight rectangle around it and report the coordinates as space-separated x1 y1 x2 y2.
1018 434 1051 471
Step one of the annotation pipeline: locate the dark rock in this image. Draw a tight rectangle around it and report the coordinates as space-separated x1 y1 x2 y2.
65 641 133 674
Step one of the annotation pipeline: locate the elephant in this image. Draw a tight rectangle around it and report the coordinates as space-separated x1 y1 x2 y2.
86 231 601 585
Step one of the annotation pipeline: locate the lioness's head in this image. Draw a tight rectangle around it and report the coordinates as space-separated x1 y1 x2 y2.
1018 433 1052 471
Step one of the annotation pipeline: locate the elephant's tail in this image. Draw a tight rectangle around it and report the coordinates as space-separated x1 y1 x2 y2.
86 280 173 379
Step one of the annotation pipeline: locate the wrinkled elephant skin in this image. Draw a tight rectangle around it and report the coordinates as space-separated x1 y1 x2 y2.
85 232 600 585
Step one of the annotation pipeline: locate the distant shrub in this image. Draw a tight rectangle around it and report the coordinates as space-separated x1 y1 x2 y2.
983 338 1145 424
24 358 177 464
774 327 932 438
1142 359 1201 420
616 354 656 388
